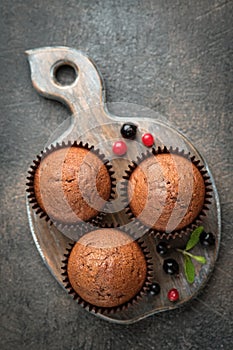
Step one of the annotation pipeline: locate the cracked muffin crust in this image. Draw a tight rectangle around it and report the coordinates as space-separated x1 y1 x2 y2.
127 152 206 232
67 228 147 308
33 145 112 224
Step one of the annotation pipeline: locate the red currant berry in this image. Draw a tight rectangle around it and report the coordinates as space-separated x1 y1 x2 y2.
167 288 179 302
112 140 127 156
142 133 154 147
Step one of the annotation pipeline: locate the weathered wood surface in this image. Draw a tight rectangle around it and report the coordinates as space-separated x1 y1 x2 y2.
0 0 232 348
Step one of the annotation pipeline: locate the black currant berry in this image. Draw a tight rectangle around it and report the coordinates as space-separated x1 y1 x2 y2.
163 258 179 275
149 282 161 296
156 242 169 255
120 123 137 139
200 231 215 246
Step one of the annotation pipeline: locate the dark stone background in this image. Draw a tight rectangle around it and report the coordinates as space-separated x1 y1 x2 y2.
0 0 232 349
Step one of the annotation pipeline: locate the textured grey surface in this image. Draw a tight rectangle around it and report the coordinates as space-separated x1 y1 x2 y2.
0 0 232 349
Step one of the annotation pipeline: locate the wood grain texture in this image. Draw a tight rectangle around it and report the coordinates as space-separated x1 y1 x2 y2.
0 0 232 349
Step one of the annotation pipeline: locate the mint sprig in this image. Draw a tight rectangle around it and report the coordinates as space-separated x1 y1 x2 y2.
184 255 195 284
177 226 206 284
177 249 206 264
185 226 204 251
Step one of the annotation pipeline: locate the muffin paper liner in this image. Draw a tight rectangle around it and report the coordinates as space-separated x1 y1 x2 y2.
61 226 153 314
26 141 116 230
121 146 212 240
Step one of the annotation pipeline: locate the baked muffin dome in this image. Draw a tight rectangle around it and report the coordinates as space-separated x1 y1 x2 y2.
127 152 206 232
67 228 147 308
33 145 112 224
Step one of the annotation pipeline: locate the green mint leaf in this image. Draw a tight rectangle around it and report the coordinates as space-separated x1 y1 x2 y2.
184 255 195 284
185 226 204 251
192 255 206 264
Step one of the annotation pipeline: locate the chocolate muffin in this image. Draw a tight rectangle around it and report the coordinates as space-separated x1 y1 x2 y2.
66 228 148 308
127 150 207 232
30 143 113 224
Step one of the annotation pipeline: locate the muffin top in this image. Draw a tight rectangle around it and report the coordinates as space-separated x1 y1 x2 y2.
128 153 205 232
67 228 147 308
34 146 112 224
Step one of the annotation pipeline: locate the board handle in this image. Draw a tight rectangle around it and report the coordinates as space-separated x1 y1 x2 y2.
26 46 105 115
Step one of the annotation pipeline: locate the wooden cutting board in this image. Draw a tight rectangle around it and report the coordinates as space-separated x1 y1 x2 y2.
26 46 221 324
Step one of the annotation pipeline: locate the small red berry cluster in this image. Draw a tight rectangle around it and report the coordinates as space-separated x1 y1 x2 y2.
112 123 154 156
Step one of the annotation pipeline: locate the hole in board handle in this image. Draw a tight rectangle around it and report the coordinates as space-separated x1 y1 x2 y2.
53 62 78 86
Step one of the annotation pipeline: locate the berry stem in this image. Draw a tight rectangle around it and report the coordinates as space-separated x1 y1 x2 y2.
176 249 206 264
177 248 192 258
